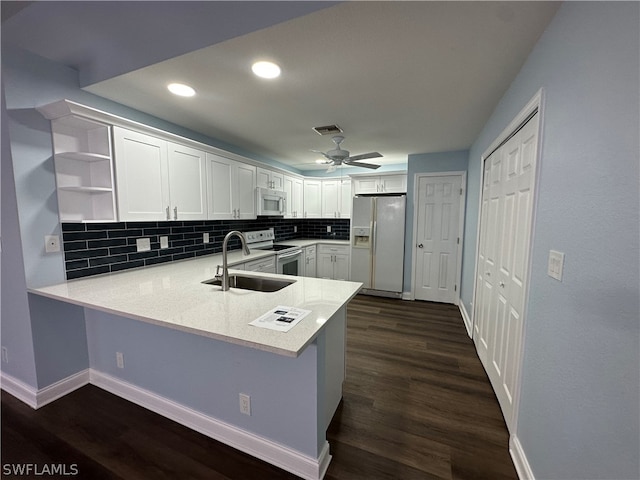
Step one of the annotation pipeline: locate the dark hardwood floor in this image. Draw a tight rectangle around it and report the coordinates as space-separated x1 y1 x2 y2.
1 295 517 479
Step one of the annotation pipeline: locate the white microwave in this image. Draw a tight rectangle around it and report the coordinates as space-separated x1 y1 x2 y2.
256 187 287 216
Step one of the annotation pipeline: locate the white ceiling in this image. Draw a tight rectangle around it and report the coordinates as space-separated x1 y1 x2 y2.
3 1 559 171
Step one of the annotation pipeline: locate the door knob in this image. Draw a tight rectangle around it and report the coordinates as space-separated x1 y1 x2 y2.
418 244 424 248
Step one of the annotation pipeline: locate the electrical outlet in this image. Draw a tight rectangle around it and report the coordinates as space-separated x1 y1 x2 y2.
203 233 210 243
326 226 331 233
116 352 124 369
136 238 151 252
44 235 60 253
294 226 298 233
160 236 169 249
239 393 251 415
1 347 8 363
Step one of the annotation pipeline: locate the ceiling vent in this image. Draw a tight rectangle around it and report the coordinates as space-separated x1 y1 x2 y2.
312 124 343 136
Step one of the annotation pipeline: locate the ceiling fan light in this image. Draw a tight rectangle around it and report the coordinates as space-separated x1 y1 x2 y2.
167 83 196 97
251 61 281 79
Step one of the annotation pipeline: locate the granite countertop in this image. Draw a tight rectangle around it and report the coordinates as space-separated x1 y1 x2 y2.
29 248 361 358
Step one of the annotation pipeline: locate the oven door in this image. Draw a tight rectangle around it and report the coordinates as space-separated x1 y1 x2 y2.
277 249 303 276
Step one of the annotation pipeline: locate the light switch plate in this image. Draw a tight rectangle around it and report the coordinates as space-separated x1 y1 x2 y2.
136 238 151 252
160 236 169 249
548 250 565 281
203 233 210 243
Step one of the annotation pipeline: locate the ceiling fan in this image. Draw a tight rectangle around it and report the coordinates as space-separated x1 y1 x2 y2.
312 135 382 172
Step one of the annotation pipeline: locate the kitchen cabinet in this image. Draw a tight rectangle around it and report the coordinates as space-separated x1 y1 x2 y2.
303 179 322 218
317 244 350 281
304 245 317 278
113 127 207 221
283 174 304 218
352 174 407 195
257 167 284 190
207 153 257 220
321 178 352 218
243 255 276 274
50 115 117 222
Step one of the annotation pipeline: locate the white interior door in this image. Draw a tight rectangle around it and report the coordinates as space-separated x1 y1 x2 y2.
414 175 463 303
473 112 539 431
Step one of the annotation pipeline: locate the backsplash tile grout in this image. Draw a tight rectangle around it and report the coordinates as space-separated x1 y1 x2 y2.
62 218 350 280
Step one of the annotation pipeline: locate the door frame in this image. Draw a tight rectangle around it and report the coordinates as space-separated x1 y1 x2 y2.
410 171 467 305
470 88 545 432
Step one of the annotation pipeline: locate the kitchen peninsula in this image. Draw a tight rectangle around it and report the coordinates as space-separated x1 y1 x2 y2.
28 254 362 480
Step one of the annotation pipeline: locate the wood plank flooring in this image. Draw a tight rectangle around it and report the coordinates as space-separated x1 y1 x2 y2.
1 295 517 479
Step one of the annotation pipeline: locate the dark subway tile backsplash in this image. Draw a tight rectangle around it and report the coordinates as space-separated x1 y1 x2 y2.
61 218 350 280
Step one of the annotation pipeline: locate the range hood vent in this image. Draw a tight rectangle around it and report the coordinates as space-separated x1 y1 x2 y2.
312 124 343 135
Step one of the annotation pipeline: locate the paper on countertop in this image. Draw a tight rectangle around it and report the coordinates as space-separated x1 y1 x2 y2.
249 305 311 332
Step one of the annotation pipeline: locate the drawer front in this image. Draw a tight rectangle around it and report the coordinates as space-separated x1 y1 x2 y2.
244 255 276 273
318 244 350 255
305 245 316 256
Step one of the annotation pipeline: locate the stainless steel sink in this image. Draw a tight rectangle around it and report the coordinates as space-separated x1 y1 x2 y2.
202 274 295 292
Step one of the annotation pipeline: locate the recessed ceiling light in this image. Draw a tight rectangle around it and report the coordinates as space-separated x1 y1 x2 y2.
251 61 281 79
167 83 196 97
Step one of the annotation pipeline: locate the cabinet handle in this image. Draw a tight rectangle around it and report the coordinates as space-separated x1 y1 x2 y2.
173 206 178 220
166 206 170 221
237 208 240 218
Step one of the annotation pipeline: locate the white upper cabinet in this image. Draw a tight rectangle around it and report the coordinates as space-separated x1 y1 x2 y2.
50 115 117 222
167 142 207 221
113 127 207 221
303 179 322 218
321 178 352 218
283 174 304 218
113 127 170 221
207 153 256 220
353 173 407 195
257 167 284 190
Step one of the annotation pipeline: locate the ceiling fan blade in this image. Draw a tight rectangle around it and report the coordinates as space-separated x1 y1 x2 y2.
348 152 383 162
344 160 380 169
310 149 333 161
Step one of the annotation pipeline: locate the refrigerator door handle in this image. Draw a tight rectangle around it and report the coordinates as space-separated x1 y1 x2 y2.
372 221 377 255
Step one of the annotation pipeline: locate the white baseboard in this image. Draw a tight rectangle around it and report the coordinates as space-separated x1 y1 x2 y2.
510 434 534 480
1 369 89 409
459 301 473 338
1 372 37 408
90 370 331 480
402 291 413 300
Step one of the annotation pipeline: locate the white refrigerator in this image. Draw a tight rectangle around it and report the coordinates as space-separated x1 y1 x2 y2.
350 195 406 296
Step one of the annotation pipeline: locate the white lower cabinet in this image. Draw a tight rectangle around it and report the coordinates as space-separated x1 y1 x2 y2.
304 245 317 278
317 244 350 280
243 255 276 274
206 153 256 220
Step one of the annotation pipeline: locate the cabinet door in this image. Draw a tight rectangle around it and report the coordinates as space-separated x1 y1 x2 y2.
271 171 284 190
113 127 169 221
283 175 294 218
167 142 207 220
338 178 352 218
353 177 379 195
316 253 334 279
292 178 304 218
321 179 339 218
235 162 257 219
207 153 235 219
305 253 317 278
303 179 322 218
333 254 350 281
380 174 407 193
256 167 272 189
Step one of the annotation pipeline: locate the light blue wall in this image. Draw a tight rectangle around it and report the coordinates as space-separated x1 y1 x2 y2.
403 150 469 293
85 308 323 457
460 3 639 478
1 83 37 386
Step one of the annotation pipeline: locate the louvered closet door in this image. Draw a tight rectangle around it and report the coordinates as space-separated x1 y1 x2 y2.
473 112 539 431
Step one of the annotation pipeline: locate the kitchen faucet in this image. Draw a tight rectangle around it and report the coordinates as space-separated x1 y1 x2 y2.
216 231 250 291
